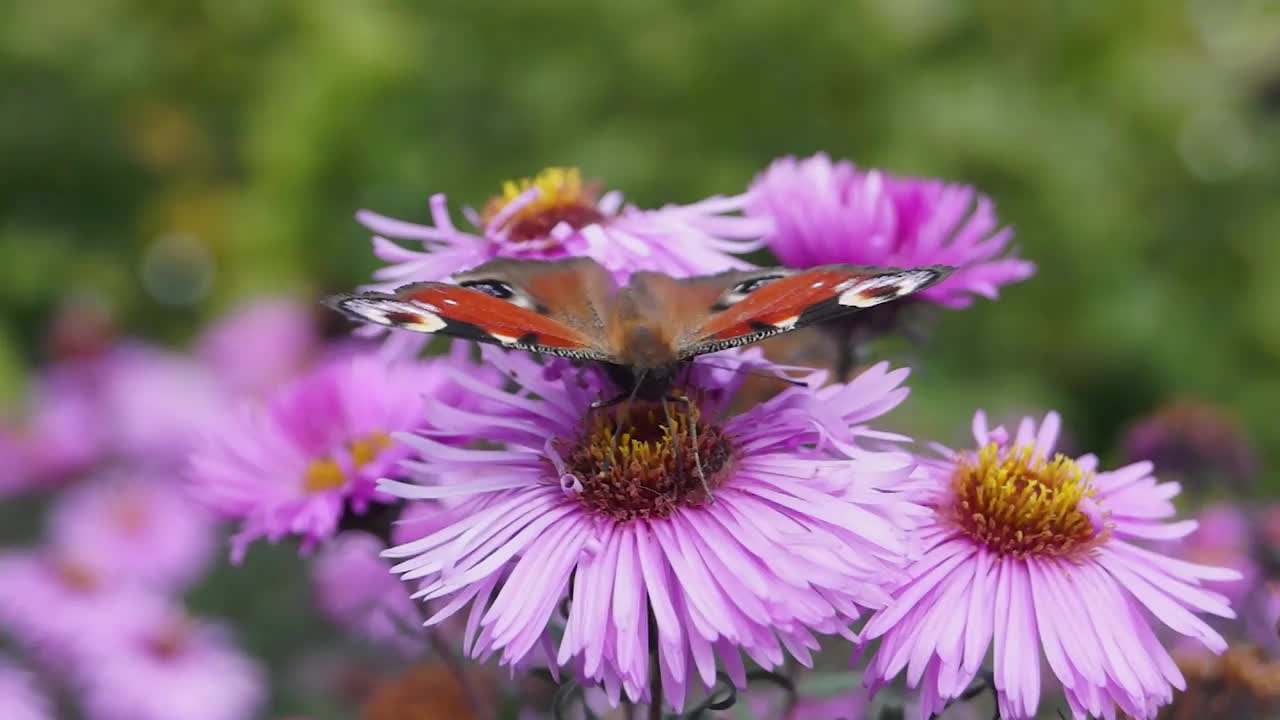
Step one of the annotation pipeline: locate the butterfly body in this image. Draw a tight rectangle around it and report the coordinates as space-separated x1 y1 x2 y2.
328 257 951 399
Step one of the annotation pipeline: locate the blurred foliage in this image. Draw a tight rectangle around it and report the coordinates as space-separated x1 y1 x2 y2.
2 0 1279 715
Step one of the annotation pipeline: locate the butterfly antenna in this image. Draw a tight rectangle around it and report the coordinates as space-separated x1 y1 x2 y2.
600 368 648 473
665 394 711 503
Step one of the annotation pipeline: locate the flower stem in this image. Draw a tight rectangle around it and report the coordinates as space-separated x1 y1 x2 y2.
648 650 663 720
648 611 663 720
417 603 496 720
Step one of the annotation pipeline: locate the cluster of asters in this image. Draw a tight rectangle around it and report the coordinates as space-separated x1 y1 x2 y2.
0 301 302 719
0 155 1266 719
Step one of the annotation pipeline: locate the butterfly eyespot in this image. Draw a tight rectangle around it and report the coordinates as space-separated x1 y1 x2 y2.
731 275 783 295
460 279 515 299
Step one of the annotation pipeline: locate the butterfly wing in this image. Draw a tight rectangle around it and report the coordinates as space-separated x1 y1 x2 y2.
654 264 952 358
326 257 620 361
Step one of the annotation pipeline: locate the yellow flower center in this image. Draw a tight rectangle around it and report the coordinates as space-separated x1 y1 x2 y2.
555 396 734 521
945 443 1109 559
302 432 393 493
481 167 605 244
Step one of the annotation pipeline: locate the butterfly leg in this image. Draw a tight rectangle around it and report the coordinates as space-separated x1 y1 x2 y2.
660 396 684 487
589 394 628 411
665 394 711 503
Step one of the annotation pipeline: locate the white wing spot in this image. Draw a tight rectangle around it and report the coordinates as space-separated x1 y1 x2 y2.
489 333 520 345
837 270 937 308
399 313 447 333
343 299 447 332
773 315 800 330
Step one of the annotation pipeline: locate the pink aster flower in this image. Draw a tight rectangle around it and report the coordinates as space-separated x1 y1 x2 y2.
189 351 490 562
75 596 266 720
862 410 1242 720
748 153 1034 308
196 296 320 394
47 472 215 592
357 167 768 356
310 531 419 653
381 347 925 711
0 656 53 720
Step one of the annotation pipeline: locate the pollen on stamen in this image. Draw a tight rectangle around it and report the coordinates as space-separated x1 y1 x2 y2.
553 394 736 522
944 442 1111 559
302 431 393 494
480 167 606 244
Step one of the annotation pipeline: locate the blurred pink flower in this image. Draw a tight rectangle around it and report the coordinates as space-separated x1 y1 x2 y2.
382 349 924 711
47 473 215 592
196 297 320 393
96 344 230 462
2 342 230 491
0 656 53 720
1122 400 1258 490
357 167 767 357
0 365 102 494
0 550 160 666
189 352 491 562
862 410 1241 720
1168 504 1260 609
76 596 266 720
748 153 1034 308
310 532 419 654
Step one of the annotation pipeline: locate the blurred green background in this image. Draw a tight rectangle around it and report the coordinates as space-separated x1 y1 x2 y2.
2 0 1278 715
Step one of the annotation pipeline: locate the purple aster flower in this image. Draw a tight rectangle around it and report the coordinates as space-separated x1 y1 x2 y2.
0 656 53 720
47 472 215 592
75 596 266 720
189 351 490 562
310 531 419 654
357 167 768 357
196 296 320 393
748 153 1034 308
380 347 924 711
862 410 1242 720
